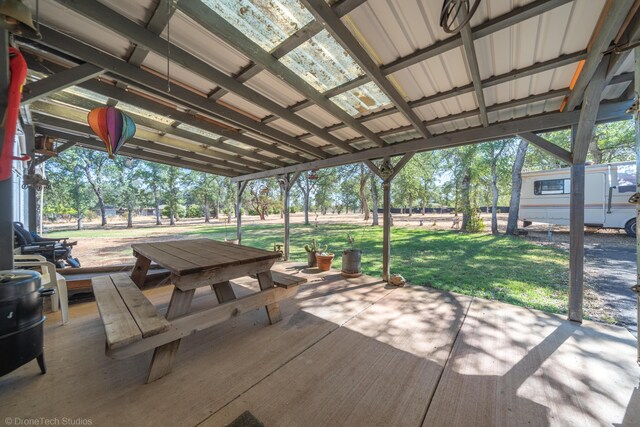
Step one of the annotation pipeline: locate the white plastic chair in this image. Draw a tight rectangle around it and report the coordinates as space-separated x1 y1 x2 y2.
14 254 69 325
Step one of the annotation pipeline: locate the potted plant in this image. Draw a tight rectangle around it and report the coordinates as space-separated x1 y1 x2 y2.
341 233 362 278
315 246 335 271
304 239 326 268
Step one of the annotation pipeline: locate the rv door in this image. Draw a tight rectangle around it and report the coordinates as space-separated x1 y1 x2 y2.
585 172 606 225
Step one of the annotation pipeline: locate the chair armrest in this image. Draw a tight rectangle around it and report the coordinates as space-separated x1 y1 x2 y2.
15 254 47 262
14 261 57 285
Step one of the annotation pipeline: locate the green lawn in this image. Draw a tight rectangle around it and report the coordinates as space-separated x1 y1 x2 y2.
48 223 569 314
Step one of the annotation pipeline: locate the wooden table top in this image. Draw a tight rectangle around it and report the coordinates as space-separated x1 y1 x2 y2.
131 239 281 276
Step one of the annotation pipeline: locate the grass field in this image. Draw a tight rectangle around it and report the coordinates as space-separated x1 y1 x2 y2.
48 221 570 315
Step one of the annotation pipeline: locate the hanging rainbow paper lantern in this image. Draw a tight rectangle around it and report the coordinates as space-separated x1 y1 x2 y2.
87 106 136 158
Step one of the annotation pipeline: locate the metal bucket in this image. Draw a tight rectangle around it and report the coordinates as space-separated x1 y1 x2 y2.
341 250 362 277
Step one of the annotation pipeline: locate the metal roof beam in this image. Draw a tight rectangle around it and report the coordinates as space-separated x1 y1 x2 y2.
178 1 383 150
457 10 489 127
517 132 573 164
53 0 331 158
37 88 270 172
27 26 318 162
572 58 610 163
231 100 631 182
32 110 256 175
318 50 589 135
22 53 291 168
22 63 104 104
565 0 635 111
36 127 236 176
299 0 432 140
128 0 177 66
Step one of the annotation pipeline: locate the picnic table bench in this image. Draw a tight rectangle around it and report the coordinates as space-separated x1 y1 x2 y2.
92 239 305 383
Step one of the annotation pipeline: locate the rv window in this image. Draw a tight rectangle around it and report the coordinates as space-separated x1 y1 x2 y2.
534 179 569 195
617 164 636 193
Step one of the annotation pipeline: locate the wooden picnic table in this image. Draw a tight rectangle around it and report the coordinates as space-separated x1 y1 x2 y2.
124 238 296 382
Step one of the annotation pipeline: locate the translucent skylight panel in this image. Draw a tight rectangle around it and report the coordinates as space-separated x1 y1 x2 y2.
177 123 222 140
63 86 109 104
117 102 175 125
280 30 365 92
201 0 313 51
330 81 391 116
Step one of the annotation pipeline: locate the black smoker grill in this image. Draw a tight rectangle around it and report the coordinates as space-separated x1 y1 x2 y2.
0 270 53 377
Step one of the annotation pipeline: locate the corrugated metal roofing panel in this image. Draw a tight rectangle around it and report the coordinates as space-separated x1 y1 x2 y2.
29 0 132 59
245 70 306 108
96 0 154 26
266 118 307 136
142 51 218 94
390 47 471 103
295 104 341 128
362 111 410 133
218 92 271 119
167 11 251 76
329 127 361 141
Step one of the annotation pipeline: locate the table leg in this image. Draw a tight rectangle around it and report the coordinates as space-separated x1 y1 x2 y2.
256 271 282 324
211 281 236 303
131 254 151 288
146 287 195 383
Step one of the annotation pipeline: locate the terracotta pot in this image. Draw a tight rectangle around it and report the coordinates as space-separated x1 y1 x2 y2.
316 253 334 271
306 251 317 267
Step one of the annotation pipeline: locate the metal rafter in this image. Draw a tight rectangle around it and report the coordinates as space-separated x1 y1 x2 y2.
22 63 104 104
564 0 635 111
230 100 632 182
457 8 489 127
298 0 432 139
22 53 295 168
177 1 384 150
33 110 257 175
128 0 177 66
53 0 336 158
40 127 232 176
35 90 268 172
321 50 589 135
517 132 573 164
26 26 321 162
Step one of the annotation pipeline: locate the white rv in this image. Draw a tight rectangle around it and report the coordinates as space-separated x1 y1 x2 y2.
519 161 636 236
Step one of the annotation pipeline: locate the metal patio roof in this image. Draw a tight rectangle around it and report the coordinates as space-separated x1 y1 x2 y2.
15 0 638 179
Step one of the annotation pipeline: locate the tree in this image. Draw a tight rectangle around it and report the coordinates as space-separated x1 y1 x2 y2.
113 157 145 228
296 172 316 225
77 149 109 226
141 162 167 225
248 180 275 220
370 172 379 226
394 158 423 216
483 140 508 234
165 166 183 226
190 172 220 223
358 163 370 220
506 139 529 235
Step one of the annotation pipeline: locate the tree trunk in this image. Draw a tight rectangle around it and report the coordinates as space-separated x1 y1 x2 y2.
359 164 370 221
460 168 471 231
371 173 379 226
154 198 161 226
491 160 499 235
170 205 176 226
588 136 603 164
83 166 107 226
204 202 211 223
127 206 133 228
506 140 529 235
98 195 107 226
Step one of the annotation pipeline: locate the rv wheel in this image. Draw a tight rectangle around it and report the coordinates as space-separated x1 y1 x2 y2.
624 218 636 238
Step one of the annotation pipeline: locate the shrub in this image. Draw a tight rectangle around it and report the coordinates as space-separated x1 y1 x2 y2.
161 204 186 219
185 204 203 218
465 209 486 233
